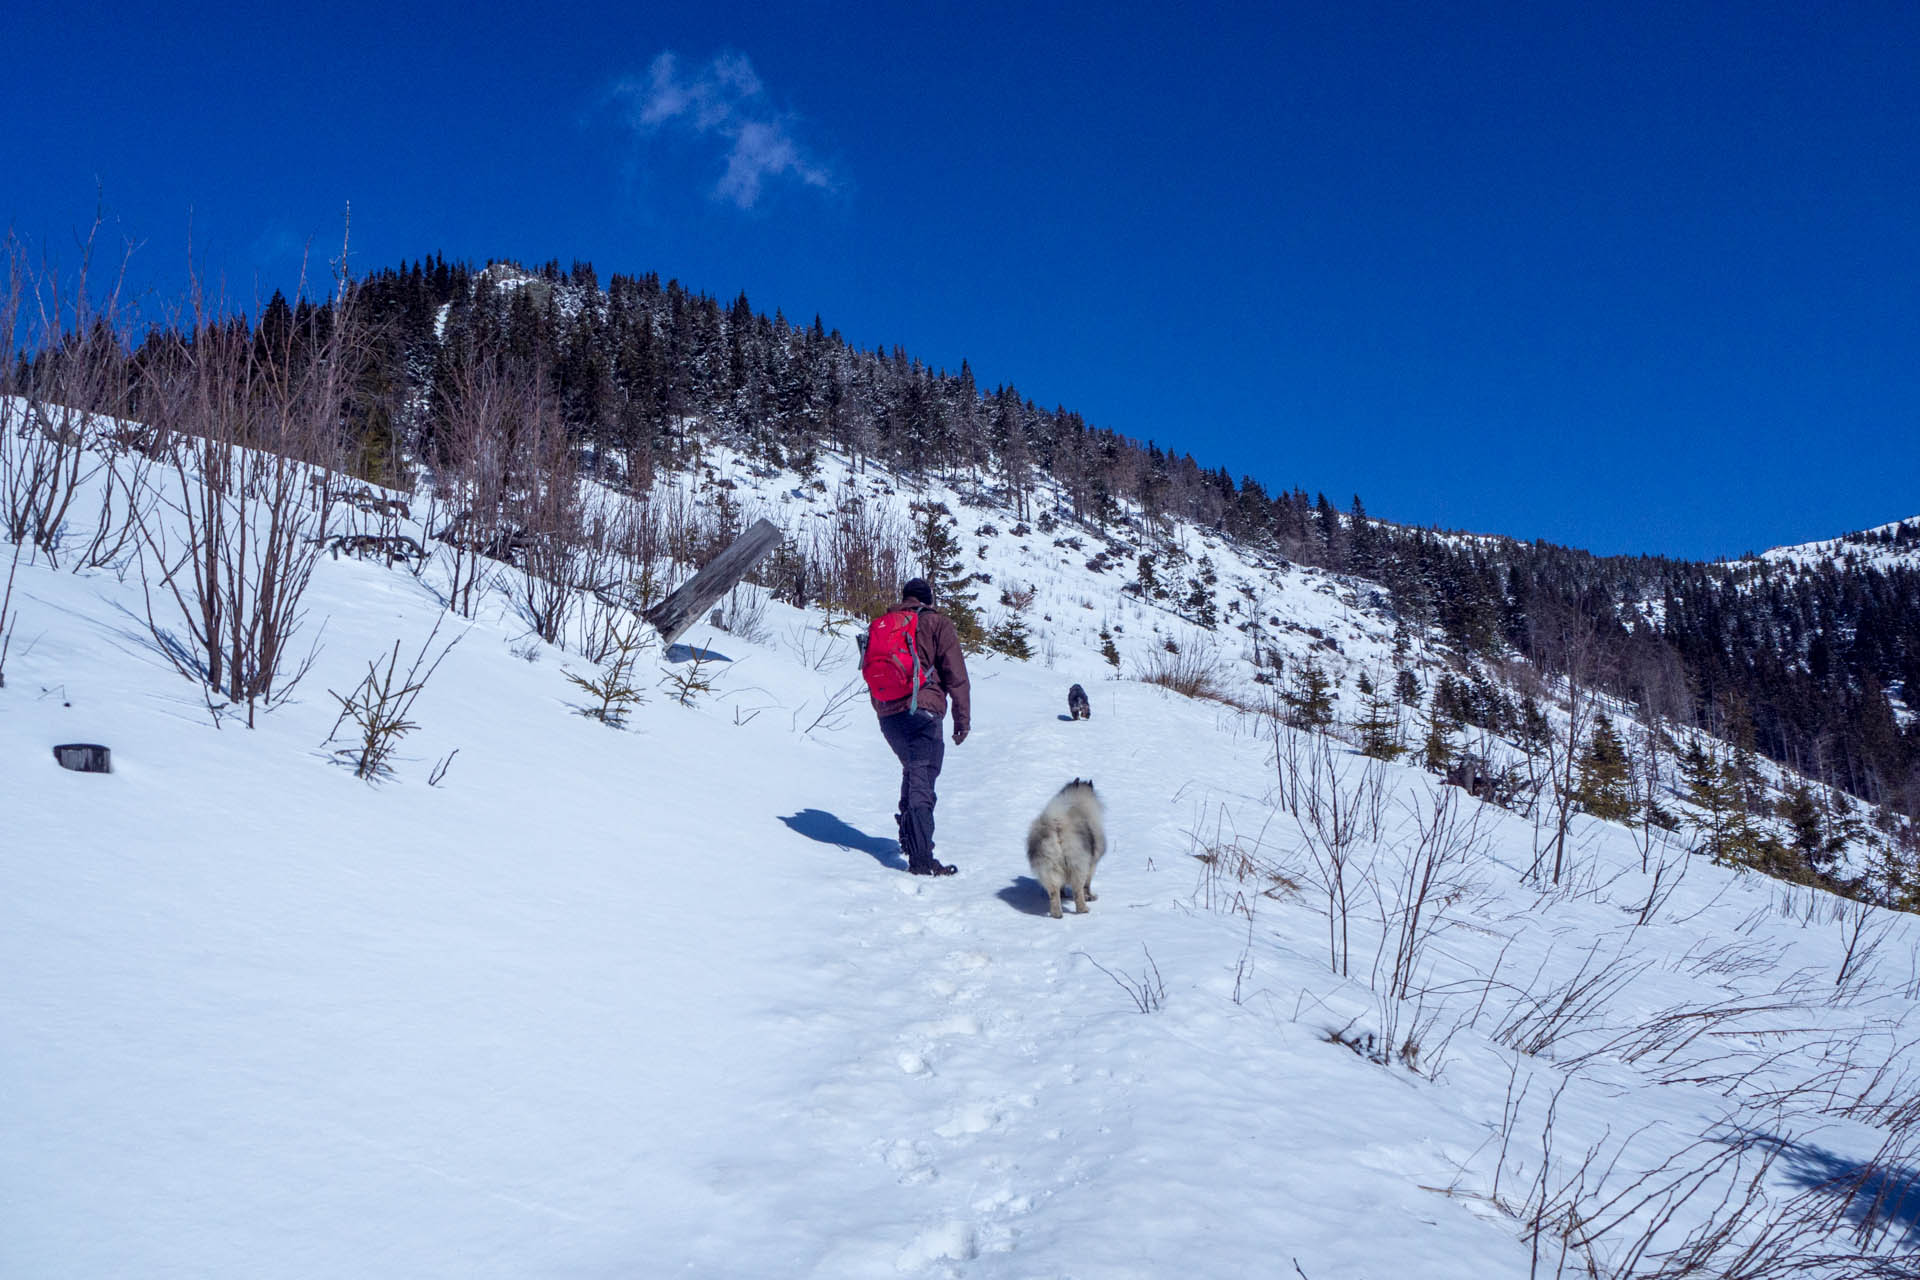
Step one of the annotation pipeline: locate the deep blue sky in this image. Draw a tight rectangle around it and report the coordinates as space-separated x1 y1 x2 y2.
12 1 1918 559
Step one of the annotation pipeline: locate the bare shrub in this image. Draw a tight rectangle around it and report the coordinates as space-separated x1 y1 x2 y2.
1374 782 1489 1002
73 429 157 573
1628 714 1679 873
1635 823 1691 928
1834 898 1896 998
793 675 864 737
658 480 708 575
569 487 671 660
508 392 581 645
1132 640 1227 702
325 615 461 780
428 347 520 617
713 582 771 644
606 487 668 612
132 268 356 725
1338 991 1466 1079
1278 726 1387 977
807 482 909 623
1570 987 1812 1078
1791 1121 1920 1256
0 224 135 567
785 621 851 673
1499 1114 1920 1278
1528 1127 1783 1278
1812 1030 1920 1129
1082 946 1166 1013
1184 801 1288 917
1490 936 1648 1059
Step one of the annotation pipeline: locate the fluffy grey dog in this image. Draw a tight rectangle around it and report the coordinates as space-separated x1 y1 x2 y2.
1026 779 1107 919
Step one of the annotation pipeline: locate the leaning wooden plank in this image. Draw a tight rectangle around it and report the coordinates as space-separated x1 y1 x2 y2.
643 518 785 647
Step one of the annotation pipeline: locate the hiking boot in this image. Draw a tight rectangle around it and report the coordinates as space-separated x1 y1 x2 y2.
917 860 957 877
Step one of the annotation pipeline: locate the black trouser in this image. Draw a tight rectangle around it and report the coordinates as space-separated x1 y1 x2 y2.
879 710 945 871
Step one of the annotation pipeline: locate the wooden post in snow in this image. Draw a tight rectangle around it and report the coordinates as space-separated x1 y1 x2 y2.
644 518 784 648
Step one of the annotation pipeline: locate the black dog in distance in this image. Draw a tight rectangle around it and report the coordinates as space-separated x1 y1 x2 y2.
1067 684 1091 721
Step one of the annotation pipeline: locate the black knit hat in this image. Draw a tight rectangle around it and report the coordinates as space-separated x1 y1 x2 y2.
902 577 934 605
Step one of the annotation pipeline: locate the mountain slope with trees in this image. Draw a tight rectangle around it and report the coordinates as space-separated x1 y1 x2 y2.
324 256 1919 829
10 240 1915 886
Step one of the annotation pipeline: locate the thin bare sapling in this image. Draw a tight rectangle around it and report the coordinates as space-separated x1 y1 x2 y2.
0 535 22 687
1374 781 1490 1002
1278 724 1387 977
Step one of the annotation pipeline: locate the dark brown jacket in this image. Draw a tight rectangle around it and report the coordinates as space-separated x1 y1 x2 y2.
869 602 971 734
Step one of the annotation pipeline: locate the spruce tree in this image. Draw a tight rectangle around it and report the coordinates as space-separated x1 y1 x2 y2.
1778 782 1828 872
1680 740 1773 867
1184 555 1219 626
1574 712 1636 822
1185 574 1218 628
1355 682 1406 761
1137 552 1163 600
1420 702 1456 775
987 584 1035 659
985 614 1032 659
911 501 984 650
1282 659 1335 729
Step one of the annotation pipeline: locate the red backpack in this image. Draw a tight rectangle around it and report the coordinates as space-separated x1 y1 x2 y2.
863 608 926 702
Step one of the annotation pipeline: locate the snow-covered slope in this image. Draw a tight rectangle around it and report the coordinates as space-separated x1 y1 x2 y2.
3 431 1916 1278
1757 516 1920 574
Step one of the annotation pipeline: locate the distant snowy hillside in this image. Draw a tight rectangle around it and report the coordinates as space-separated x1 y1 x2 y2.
4 408 1917 1278
1756 516 1920 574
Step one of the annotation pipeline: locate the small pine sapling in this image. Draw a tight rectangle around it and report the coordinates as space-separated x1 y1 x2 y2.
565 617 652 727
661 639 720 707
325 615 462 781
988 582 1036 659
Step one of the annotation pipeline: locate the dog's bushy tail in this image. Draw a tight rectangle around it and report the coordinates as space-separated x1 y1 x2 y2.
1027 820 1063 870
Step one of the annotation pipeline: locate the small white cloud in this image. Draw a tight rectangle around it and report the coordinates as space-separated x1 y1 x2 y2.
612 51 834 210
719 120 833 208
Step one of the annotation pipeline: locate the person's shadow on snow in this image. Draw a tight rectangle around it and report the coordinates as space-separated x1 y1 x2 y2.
780 810 905 870
995 876 1056 916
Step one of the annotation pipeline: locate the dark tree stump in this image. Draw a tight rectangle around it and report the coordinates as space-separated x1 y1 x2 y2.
53 743 112 773
644 519 784 647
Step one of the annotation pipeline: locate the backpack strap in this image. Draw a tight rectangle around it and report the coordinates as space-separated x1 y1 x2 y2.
904 602 924 707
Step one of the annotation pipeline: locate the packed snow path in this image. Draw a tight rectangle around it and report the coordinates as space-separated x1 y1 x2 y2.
760 698 1506 1279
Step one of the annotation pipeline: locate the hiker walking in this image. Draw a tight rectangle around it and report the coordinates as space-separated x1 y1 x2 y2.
862 578 971 876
